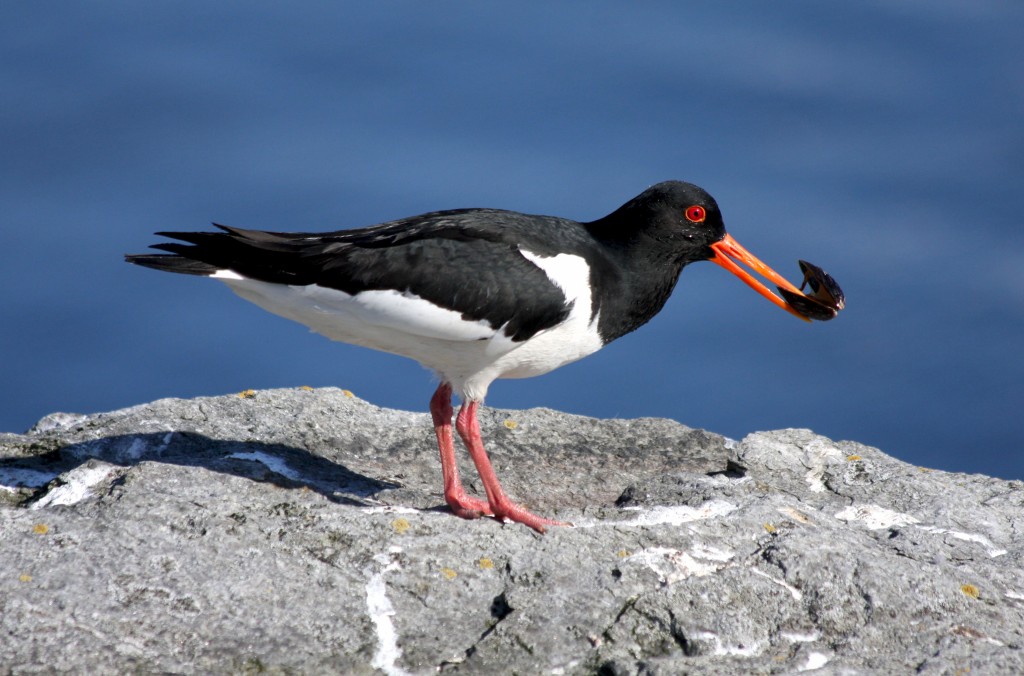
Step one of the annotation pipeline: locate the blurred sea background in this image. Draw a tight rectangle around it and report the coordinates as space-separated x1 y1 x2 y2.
3 2 1022 478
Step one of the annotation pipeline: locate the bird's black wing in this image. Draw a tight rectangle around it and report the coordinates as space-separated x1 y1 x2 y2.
126 209 590 342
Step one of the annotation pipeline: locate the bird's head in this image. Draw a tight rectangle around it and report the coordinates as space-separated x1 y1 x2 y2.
604 180 844 322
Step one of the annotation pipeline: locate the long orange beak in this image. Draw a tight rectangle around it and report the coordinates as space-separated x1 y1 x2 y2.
709 234 811 322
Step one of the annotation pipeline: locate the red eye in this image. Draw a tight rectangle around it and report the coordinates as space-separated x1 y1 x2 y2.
685 205 706 223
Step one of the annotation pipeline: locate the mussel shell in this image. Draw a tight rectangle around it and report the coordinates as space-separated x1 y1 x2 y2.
778 287 840 321
798 260 845 310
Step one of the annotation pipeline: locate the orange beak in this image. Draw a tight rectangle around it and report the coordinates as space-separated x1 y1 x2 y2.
709 234 811 322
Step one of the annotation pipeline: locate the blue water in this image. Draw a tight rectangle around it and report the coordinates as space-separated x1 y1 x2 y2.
3 2 1022 479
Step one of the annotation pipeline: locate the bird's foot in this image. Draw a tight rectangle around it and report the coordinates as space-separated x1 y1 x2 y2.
444 489 494 520
444 490 570 533
488 498 572 534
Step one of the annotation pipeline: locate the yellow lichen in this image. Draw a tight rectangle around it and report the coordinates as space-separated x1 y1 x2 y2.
342 389 355 398
440 567 457 580
391 518 410 534
616 549 631 558
846 454 862 462
960 584 980 599
19 574 32 583
763 523 777 534
32 523 49 535
238 389 257 399
478 558 494 570
299 385 314 391
503 419 518 430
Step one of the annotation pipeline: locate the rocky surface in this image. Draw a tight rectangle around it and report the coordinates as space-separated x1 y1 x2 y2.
2 387 1022 674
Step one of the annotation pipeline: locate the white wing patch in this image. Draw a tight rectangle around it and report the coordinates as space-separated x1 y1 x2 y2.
518 249 592 314
471 249 603 388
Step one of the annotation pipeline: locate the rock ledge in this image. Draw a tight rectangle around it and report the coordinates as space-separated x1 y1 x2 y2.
2 388 1022 674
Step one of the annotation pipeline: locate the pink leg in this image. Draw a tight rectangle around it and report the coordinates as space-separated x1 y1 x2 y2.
429 382 491 519
455 400 569 533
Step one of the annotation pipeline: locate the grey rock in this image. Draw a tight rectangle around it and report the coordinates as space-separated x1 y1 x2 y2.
1 387 1021 674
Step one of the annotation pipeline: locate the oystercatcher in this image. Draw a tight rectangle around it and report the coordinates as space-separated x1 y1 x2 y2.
126 181 840 532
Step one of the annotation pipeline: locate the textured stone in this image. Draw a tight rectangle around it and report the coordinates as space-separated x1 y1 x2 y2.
2 387 1022 674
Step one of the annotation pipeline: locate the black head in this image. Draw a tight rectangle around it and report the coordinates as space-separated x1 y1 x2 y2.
588 180 728 264
592 180 840 323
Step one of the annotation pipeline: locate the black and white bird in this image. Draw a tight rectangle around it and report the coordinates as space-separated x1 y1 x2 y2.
126 180 836 532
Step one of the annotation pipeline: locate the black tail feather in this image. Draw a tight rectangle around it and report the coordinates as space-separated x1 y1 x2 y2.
125 225 322 283
124 254 219 276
